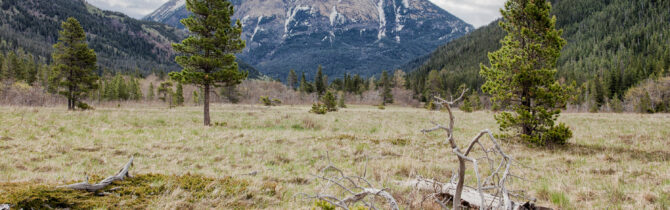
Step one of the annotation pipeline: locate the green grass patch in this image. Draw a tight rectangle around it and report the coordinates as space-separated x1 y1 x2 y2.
0 173 250 209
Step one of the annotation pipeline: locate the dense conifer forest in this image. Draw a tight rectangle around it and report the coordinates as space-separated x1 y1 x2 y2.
406 0 670 107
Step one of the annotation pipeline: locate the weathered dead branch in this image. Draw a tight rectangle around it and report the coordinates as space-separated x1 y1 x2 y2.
58 157 134 192
301 154 399 210
418 91 542 209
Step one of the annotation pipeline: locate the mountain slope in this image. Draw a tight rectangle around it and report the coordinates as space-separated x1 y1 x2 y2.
145 0 474 79
0 0 260 78
0 0 186 72
406 0 670 99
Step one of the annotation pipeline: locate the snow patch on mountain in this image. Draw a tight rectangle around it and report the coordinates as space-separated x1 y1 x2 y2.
329 6 339 26
376 0 386 40
284 5 311 37
250 16 263 42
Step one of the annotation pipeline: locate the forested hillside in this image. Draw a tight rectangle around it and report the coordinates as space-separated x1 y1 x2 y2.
0 0 185 73
406 0 670 103
0 0 261 78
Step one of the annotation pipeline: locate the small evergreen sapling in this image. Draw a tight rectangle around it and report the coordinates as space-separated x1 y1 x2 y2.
321 91 338 111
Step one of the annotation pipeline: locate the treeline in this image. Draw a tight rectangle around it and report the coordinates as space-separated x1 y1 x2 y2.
0 46 52 89
405 0 670 112
286 66 406 97
92 73 144 101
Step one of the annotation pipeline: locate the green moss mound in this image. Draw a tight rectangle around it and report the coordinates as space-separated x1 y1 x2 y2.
0 173 250 209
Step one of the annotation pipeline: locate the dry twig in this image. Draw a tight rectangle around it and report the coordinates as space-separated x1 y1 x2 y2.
301 153 399 210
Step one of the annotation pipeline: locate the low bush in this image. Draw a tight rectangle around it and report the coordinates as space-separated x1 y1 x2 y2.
310 103 328 114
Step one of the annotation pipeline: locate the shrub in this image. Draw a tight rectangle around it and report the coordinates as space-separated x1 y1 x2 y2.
610 95 624 113
271 98 282 105
260 96 281 106
425 100 435 111
460 98 473 112
310 103 328 114
260 96 272 106
338 92 346 108
378 104 385 110
76 102 94 110
525 123 572 146
321 91 338 111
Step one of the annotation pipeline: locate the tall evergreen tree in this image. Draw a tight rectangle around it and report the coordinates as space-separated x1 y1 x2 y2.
287 69 298 90
480 0 570 145
51 17 98 110
315 65 325 96
381 70 393 105
171 0 247 126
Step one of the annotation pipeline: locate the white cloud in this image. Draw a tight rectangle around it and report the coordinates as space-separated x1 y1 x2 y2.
428 0 506 28
87 0 169 19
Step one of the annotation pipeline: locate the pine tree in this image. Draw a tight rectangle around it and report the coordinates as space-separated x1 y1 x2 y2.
288 69 298 90
381 70 393 105
174 82 185 106
299 72 307 92
0 53 5 81
24 55 38 84
321 91 337 111
221 85 239 103
338 91 346 108
158 81 174 108
425 70 441 100
610 94 624 113
51 17 98 110
148 82 155 100
171 0 247 126
315 65 325 96
480 0 570 145
393 69 406 88
637 92 653 113
193 90 200 105
6 52 18 81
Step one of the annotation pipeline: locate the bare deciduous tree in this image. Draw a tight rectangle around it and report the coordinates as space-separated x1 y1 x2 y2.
413 90 542 209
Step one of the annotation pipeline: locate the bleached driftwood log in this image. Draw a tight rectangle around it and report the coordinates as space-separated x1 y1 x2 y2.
58 157 134 192
302 155 399 210
400 178 549 210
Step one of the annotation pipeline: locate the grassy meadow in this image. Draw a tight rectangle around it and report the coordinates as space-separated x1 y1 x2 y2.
0 104 669 209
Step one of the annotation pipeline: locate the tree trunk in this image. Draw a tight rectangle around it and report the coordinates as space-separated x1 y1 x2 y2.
203 84 211 126
454 158 466 208
521 89 531 136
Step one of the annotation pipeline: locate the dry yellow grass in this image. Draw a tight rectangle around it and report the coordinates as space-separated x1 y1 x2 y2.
1 104 669 209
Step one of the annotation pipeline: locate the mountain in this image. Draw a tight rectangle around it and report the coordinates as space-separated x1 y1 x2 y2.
405 0 670 100
145 0 474 79
0 0 260 78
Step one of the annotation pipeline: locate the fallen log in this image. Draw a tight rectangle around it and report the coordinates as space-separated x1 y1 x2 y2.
400 178 552 210
58 157 134 192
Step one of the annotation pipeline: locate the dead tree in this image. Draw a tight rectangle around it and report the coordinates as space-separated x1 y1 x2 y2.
58 157 134 192
302 155 399 210
416 91 538 209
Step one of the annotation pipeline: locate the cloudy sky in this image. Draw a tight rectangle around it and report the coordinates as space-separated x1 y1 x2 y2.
86 0 169 19
87 0 505 27
429 0 506 27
